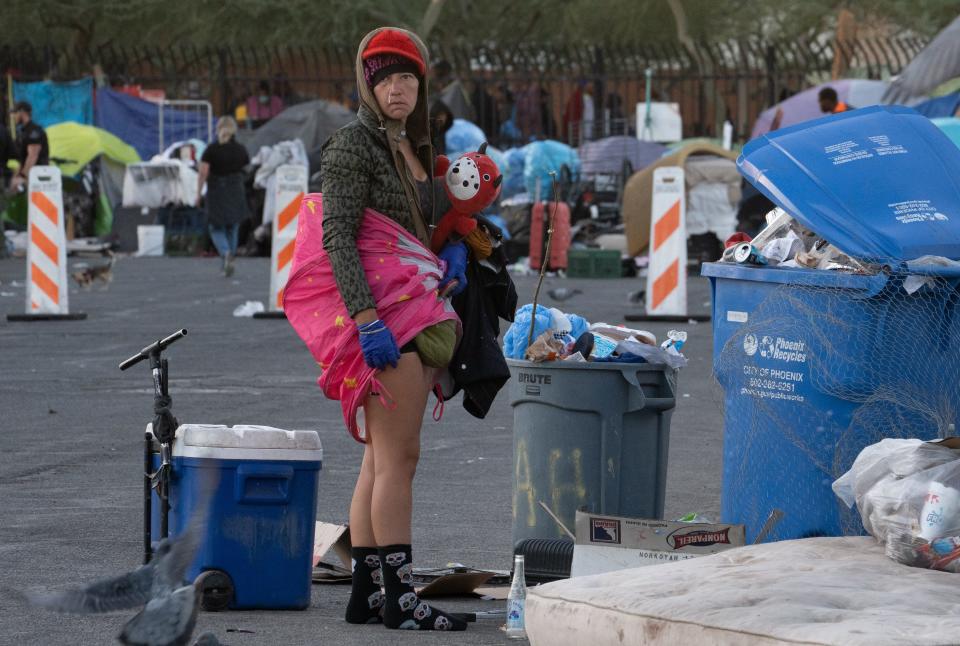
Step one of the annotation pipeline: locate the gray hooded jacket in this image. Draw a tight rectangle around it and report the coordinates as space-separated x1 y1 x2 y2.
319 27 438 317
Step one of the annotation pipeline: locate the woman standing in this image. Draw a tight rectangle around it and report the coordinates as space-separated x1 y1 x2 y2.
197 117 249 276
297 27 469 632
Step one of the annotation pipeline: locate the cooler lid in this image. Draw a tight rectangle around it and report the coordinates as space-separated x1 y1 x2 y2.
174 424 322 457
738 106 960 264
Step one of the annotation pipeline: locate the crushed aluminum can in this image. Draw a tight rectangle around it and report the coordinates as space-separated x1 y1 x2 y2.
733 242 768 266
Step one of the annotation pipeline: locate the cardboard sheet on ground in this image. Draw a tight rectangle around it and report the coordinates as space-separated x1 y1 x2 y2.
312 522 352 583
310 521 505 594
570 510 745 577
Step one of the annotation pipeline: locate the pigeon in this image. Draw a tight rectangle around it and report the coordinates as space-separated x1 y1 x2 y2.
626 289 645 305
546 287 582 302
26 490 215 646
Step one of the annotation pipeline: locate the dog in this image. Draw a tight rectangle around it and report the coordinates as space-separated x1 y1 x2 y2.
71 251 115 289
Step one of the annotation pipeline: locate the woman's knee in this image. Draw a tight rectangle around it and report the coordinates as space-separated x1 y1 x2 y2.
373 444 420 480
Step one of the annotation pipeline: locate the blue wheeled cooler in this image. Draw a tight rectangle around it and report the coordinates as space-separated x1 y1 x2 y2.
703 106 960 543
151 424 322 609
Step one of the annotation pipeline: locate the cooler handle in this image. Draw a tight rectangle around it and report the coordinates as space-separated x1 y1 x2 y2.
235 464 293 505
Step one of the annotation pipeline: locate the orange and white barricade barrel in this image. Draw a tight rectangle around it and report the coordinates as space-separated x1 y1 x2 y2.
8 166 86 321
645 166 687 318
261 164 306 317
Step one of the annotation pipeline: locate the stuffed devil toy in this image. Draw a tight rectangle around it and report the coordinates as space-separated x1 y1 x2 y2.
430 143 503 254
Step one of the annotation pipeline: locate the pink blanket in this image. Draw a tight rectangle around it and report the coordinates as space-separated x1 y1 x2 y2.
283 194 460 442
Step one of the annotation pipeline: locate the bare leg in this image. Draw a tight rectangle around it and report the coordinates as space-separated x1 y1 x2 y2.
348 445 376 547
365 352 432 545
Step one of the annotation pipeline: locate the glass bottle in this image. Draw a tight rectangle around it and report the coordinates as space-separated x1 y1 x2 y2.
505 554 527 639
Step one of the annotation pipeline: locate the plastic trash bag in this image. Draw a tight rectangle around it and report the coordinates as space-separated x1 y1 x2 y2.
503 304 590 360
523 140 580 199
503 304 553 359
501 147 528 198
445 119 487 159
233 300 265 317
833 437 960 571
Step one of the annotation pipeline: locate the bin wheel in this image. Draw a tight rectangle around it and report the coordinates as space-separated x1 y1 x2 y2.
195 569 234 612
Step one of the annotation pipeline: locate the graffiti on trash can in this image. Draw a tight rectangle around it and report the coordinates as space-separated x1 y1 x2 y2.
514 440 587 534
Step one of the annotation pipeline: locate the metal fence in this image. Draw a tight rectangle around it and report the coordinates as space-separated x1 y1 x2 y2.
1 36 928 144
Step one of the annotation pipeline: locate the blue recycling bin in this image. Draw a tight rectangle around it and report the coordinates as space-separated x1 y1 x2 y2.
703 106 960 543
151 424 323 609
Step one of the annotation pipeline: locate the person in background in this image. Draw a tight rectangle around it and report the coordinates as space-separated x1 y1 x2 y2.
0 119 14 191
197 116 249 276
471 80 500 142
603 92 626 136
9 101 49 193
431 59 474 122
245 80 285 126
562 80 595 143
429 99 455 155
818 87 853 114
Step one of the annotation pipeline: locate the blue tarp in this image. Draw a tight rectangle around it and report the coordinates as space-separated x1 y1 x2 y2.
913 93 960 119
95 88 208 160
738 106 960 263
13 79 93 128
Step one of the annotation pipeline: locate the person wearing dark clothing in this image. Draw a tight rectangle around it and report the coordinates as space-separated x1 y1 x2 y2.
9 101 49 192
0 121 14 188
471 82 500 142
818 87 853 114
429 99 455 155
198 116 249 276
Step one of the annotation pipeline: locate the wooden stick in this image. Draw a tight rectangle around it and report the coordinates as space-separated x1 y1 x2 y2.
526 171 560 353
538 500 575 540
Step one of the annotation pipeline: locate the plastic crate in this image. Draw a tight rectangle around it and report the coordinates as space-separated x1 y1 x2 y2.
567 249 622 278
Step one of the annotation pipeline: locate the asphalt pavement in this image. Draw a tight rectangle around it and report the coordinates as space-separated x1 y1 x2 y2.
0 254 721 646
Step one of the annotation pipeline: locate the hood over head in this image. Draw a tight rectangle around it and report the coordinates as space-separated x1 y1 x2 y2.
355 27 432 153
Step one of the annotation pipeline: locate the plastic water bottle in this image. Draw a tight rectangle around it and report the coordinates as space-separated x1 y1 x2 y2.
505 554 527 639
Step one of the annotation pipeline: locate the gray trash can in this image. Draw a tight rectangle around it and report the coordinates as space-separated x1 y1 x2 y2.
507 359 677 545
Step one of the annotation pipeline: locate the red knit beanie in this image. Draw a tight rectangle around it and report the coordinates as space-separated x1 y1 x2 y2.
362 29 426 76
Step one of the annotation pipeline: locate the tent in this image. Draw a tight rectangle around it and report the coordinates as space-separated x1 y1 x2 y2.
2 123 139 235
239 99 354 159
913 93 960 119
751 80 898 140
621 143 739 257
578 136 665 177
47 122 140 177
933 117 960 149
883 16 960 103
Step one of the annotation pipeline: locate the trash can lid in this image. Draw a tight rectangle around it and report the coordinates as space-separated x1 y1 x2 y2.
738 106 960 265
172 424 322 461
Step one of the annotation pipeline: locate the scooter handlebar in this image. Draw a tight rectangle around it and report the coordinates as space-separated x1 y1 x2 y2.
119 329 188 370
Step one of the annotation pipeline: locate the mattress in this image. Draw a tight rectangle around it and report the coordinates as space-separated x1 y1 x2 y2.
526 537 960 645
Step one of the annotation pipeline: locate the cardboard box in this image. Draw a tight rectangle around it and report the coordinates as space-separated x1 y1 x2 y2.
570 510 746 577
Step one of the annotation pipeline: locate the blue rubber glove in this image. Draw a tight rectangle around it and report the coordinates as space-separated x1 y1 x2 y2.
357 319 401 370
438 241 468 297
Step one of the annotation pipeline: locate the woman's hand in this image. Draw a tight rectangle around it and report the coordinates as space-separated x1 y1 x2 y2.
356 319 401 370
438 242 467 297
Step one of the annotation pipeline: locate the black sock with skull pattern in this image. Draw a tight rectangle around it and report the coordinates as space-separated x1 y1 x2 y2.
378 545 467 631
345 546 384 624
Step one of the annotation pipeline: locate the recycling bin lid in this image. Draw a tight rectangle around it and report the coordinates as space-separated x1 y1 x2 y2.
172 424 322 461
738 105 960 265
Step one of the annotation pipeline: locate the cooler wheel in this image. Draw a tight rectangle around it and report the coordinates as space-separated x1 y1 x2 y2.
195 569 234 612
